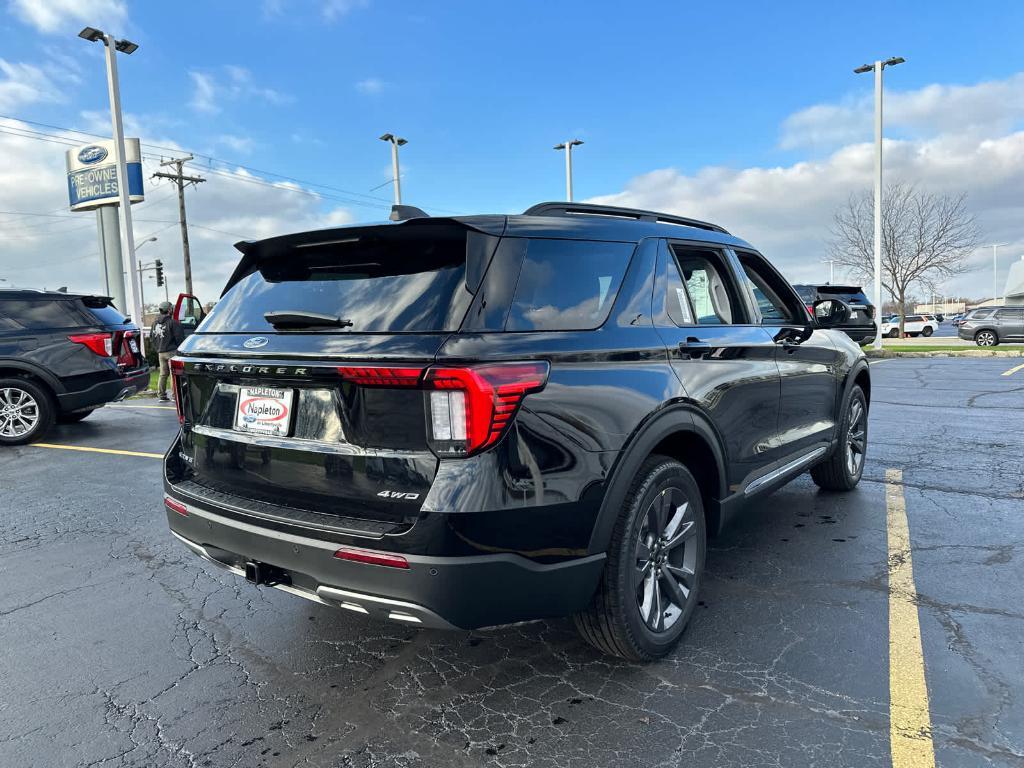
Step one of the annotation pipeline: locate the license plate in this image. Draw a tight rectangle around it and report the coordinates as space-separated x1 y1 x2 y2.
234 387 294 436
128 338 139 353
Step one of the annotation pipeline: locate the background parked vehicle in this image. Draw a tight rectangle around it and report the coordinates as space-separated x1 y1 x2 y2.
958 306 1024 346
0 289 149 445
163 201 870 662
880 314 939 338
792 284 876 345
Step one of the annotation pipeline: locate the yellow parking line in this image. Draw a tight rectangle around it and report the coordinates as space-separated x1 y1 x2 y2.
1001 362 1024 377
886 468 936 768
108 404 177 410
32 443 162 459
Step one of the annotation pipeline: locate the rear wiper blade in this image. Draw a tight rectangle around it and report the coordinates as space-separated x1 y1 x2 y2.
264 310 354 329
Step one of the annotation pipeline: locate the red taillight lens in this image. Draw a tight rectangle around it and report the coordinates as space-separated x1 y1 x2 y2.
68 332 113 357
336 366 424 387
422 362 549 457
170 357 186 424
333 547 409 569
164 497 188 516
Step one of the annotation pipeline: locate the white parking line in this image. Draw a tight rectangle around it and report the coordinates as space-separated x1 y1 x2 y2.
1001 362 1024 377
108 404 177 410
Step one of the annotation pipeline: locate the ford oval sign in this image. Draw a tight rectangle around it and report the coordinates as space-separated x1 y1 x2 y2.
78 145 108 165
243 336 270 349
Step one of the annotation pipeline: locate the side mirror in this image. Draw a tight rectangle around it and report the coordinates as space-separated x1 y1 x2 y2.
812 298 851 328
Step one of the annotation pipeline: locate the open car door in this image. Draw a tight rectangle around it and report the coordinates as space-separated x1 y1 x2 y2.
173 293 206 337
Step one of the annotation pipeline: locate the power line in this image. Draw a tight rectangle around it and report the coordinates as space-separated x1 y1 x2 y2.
0 113 464 215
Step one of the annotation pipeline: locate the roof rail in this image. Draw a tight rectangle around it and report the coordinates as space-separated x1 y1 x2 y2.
522 201 729 234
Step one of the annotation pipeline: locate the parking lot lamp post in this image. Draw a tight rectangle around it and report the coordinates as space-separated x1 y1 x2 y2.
379 134 407 205
554 139 583 201
79 26 144 352
855 56 904 349
986 243 1008 305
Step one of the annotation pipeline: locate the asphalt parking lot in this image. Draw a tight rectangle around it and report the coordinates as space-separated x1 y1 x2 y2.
1 357 1022 768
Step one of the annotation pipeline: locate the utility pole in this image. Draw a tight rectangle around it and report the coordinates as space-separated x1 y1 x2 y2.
152 154 205 294
554 139 584 201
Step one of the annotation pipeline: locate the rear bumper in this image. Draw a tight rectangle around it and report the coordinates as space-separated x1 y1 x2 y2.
839 324 876 343
164 492 605 630
57 368 150 413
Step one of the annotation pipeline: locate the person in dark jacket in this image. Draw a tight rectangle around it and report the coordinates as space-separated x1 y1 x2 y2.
150 301 185 402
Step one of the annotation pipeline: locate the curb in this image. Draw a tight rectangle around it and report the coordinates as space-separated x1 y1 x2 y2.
866 350 1024 358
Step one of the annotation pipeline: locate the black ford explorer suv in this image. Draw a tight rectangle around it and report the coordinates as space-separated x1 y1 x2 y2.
163 202 870 660
793 284 877 345
0 289 148 445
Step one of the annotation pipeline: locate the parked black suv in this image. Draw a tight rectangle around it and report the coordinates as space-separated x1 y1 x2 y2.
793 284 876 345
163 202 870 660
0 290 149 444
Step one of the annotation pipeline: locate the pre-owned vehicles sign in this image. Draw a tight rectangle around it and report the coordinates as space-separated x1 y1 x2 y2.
64 139 145 211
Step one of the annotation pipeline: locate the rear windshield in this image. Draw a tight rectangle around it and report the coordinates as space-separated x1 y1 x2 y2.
202 228 478 334
793 285 816 303
84 302 129 326
817 285 869 304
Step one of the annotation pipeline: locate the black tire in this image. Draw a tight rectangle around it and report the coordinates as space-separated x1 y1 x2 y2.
921 326 933 337
810 385 867 491
888 328 899 338
0 377 56 446
975 330 998 347
58 409 96 424
574 455 706 661
909 332 920 338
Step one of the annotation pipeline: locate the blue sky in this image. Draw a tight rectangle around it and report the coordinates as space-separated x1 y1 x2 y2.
2 0 1024 301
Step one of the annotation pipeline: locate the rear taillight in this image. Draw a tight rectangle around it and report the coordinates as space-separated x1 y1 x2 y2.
334 547 409 569
68 332 113 357
337 366 424 387
170 357 185 424
423 362 549 457
334 361 549 457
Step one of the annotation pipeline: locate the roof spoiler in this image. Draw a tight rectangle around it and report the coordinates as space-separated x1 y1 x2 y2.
390 204 430 221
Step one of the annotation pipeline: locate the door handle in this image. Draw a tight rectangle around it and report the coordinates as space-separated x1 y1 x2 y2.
678 337 712 360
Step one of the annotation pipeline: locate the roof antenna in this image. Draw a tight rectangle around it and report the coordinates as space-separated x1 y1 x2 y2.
390 204 430 222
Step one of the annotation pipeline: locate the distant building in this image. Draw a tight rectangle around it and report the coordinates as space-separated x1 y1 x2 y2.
1005 255 1024 306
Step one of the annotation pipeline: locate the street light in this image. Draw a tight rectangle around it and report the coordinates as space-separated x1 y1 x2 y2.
985 243 1009 305
135 236 157 250
820 258 837 284
379 133 407 205
854 55 904 350
79 25 144 352
554 139 584 202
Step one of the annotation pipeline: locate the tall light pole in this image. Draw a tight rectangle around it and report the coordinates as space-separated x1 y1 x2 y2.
821 258 837 284
554 139 584 201
854 56 904 349
986 243 1008 304
79 26 144 351
379 134 407 205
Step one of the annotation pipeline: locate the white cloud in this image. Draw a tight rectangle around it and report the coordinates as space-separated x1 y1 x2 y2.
355 77 386 95
780 72 1024 150
590 75 1024 300
188 67 290 114
0 59 66 111
0 118 363 308
215 134 256 155
321 0 368 21
7 0 128 34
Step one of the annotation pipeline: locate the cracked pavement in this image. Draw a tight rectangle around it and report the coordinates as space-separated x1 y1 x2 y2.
1 357 1022 767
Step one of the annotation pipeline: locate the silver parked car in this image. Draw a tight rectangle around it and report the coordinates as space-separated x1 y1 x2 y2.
957 307 1024 346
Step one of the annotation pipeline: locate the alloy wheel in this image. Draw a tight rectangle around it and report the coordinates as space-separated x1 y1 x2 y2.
976 331 995 347
0 387 40 438
846 398 866 477
634 487 698 632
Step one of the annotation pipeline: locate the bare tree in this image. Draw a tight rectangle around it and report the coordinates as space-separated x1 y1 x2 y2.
829 183 979 335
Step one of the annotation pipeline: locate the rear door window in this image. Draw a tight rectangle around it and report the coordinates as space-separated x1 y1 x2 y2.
505 239 633 331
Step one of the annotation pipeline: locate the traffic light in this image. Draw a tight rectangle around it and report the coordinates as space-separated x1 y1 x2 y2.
154 259 164 287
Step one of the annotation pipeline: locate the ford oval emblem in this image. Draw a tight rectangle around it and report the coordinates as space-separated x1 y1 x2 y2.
78 145 108 165
243 336 269 349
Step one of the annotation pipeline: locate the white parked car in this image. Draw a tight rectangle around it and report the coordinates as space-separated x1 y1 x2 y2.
880 314 939 338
